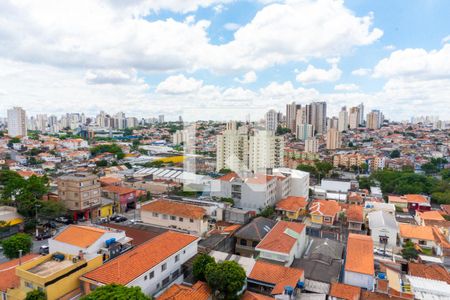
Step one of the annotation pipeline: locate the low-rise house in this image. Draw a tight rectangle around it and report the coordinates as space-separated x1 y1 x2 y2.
247 260 304 297
414 210 445 226
399 224 436 249
406 275 450 300
81 231 199 297
363 201 396 216
0 254 40 300
0 206 24 238
309 200 341 226
157 281 211 300
8 251 103 300
346 205 364 232
347 192 364 206
255 220 307 266
367 210 398 249
234 217 276 257
388 194 430 212
140 199 208 236
344 234 374 290
101 185 138 212
275 196 308 220
408 262 450 284
329 282 361 300
98 176 123 187
292 237 344 294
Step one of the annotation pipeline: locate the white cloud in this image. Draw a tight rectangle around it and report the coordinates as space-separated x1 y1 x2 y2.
383 44 396 51
373 44 450 79
351 68 371 76
156 74 203 94
224 22 241 31
85 69 139 85
334 83 359 91
442 35 450 44
296 63 342 84
234 71 257 84
0 0 382 73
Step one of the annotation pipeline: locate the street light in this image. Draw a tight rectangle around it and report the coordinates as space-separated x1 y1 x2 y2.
35 204 41 238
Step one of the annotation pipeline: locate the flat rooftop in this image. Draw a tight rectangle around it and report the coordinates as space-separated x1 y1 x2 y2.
28 259 74 277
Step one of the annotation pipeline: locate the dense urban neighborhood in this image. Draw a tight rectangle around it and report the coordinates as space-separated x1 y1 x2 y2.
0 104 449 300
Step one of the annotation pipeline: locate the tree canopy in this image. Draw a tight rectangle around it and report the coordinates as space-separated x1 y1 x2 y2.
193 253 215 281
25 290 46 300
205 260 246 300
90 144 125 159
81 284 151 300
1 233 32 259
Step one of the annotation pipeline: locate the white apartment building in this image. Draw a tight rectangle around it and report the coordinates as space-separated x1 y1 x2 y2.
81 231 199 298
305 138 319 153
249 130 284 173
338 107 348 132
7 107 27 137
296 123 314 141
216 125 283 173
265 109 279 132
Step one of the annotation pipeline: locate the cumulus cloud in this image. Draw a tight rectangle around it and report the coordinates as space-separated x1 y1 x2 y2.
296 63 342 84
351 68 371 76
442 35 450 44
156 74 204 94
373 44 450 79
334 83 359 91
383 44 396 51
85 69 139 85
234 71 257 84
224 22 241 31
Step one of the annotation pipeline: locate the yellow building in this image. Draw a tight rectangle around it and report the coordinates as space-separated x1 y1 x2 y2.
7 252 103 300
98 198 114 218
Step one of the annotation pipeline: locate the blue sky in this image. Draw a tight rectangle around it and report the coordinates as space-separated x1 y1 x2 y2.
0 0 449 121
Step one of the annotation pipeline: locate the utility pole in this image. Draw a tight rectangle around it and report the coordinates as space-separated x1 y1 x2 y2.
35 204 41 238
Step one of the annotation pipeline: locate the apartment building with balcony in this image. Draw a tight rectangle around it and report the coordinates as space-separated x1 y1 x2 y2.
57 173 101 221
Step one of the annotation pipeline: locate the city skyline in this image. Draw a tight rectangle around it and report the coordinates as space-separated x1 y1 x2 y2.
0 1 449 120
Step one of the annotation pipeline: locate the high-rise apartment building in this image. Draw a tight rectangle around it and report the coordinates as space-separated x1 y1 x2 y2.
367 110 383 130
311 101 327 134
296 123 314 141
338 106 349 132
326 128 342 150
305 138 319 153
286 102 300 132
265 109 279 133
158 115 165 123
7 107 27 137
349 107 360 129
216 123 283 173
358 103 365 126
57 173 101 221
327 117 339 130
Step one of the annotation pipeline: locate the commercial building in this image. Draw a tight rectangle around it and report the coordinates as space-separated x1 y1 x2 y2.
81 231 199 297
7 107 27 137
140 199 208 236
57 173 101 222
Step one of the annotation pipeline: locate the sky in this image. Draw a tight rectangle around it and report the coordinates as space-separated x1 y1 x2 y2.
0 0 449 121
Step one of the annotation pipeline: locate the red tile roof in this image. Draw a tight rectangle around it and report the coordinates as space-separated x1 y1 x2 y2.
408 262 450 284
241 291 274 300
0 254 40 292
256 221 305 254
345 234 374 276
102 185 136 195
53 225 107 248
347 205 364 223
329 282 361 300
276 196 308 212
248 261 303 295
399 224 435 241
82 231 198 285
310 199 341 217
141 199 206 219
157 281 210 300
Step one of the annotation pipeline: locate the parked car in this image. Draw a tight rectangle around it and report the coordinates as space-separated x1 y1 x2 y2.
39 245 49 255
36 231 52 240
42 221 57 229
113 216 127 223
55 216 73 224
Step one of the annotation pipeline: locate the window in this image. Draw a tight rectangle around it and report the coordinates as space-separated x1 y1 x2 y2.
172 269 180 278
162 214 168 220
37 287 44 292
419 240 426 245
144 275 148 280
240 239 247 246
179 217 184 222
183 250 186 254
152 212 159 217
161 263 167 271
175 254 180 262
25 282 33 289
149 271 154 279
157 283 160 289
189 218 194 223
162 276 170 287
170 216 176 221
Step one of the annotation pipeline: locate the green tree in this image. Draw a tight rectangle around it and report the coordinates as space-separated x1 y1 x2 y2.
441 169 450 180
432 191 450 205
2 233 32 259
25 290 46 300
315 161 333 177
96 160 108 167
258 206 275 218
276 126 291 136
296 164 317 176
218 168 233 174
390 149 400 158
81 284 151 300
193 254 215 281
421 162 438 175
205 261 246 300
39 201 67 220
401 241 418 261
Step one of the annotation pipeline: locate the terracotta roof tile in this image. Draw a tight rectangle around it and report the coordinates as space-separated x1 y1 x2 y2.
157 281 210 300
241 291 274 300
276 196 308 212
310 199 341 217
248 261 303 295
329 282 361 300
102 185 136 195
399 224 435 241
408 262 450 284
0 254 40 292
360 291 404 300
256 220 305 254
418 210 445 221
141 199 206 219
347 205 364 223
53 225 107 248
345 234 374 276
82 231 198 285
